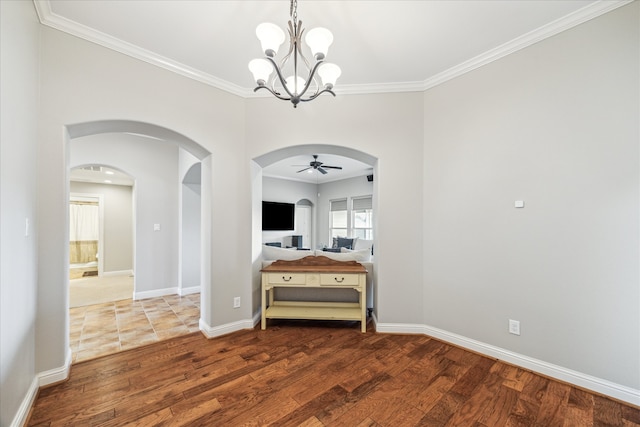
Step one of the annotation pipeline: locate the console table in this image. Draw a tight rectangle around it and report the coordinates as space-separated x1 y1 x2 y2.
261 255 368 332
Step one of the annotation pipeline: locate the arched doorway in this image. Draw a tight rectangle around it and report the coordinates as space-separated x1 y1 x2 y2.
65 120 211 361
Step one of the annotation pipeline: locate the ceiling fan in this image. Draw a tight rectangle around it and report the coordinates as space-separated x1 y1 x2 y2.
295 155 343 175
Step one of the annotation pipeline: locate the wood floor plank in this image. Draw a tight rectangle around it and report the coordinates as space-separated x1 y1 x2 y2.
535 380 572 426
26 323 640 427
593 394 624 426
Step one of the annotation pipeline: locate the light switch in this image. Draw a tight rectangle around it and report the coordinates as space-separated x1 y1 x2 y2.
514 200 525 208
153 223 161 231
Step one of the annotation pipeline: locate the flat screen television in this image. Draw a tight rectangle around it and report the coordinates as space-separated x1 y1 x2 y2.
262 201 295 231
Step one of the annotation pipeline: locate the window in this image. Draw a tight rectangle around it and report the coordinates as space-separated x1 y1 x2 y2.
329 196 374 242
352 196 373 240
330 199 347 239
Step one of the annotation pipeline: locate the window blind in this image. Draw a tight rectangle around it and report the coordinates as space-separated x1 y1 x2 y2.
352 196 372 210
330 199 347 211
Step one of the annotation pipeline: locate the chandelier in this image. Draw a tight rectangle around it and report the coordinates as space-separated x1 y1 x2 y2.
248 0 341 108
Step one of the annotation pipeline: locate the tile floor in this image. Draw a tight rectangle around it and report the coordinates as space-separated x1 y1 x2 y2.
69 293 201 363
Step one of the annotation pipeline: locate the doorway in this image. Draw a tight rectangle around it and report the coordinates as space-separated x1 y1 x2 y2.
69 194 101 280
69 165 135 308
295 200 312 249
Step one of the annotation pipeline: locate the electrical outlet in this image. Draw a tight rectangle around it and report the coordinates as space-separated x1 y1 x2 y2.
509 319 520 335
233 297 241 308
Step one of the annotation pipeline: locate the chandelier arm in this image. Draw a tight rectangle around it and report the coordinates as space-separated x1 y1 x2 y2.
264 56 296 99
296 59 325 100
278 21 297 71
299 87 337 103
296 27 312 73
253 84 292 102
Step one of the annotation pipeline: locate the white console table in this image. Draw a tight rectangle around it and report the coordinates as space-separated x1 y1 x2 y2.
261 256 368 332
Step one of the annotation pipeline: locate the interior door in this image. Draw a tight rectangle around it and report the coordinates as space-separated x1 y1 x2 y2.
295 205 312 249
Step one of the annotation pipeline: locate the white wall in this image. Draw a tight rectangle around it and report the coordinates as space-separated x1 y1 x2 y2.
423 2 639 390
180 150 201 291
0 1 40 425
70 181 133 273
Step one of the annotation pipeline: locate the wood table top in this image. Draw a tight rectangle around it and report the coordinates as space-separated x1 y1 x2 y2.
261 255 367 273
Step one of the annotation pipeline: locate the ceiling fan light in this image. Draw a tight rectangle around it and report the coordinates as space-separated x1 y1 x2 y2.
256 23 286 57
248 58 274 85
318 63 341 89
305 27 333 60
285 75 305 95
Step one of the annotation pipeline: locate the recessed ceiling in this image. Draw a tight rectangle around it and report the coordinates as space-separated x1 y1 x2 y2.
70 166 134 186
263 154 372 184
35 0 624 96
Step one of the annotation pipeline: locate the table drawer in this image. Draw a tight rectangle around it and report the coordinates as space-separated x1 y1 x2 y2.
268 273 307 285
320 273 360 286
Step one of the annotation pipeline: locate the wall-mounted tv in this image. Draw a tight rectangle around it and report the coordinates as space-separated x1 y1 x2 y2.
262 201 295 231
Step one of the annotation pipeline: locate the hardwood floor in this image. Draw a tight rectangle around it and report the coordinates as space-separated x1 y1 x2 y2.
28 320 639 426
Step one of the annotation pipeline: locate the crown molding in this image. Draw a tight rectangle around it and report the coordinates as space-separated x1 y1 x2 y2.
421 0 633 91
32 0 251 98
33 0 632 98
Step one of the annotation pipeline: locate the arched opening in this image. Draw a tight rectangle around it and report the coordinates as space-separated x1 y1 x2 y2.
252 144 379 321
65 120 211 361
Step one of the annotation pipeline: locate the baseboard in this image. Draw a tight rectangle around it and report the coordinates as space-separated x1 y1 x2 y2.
134 287 178 300
252 311 261 327
376 322 640 406
9 377 39 427
102 269 133 277
12 348 72 427
38 346 72 387
199 317 256 339
178 286 200 296
135 286 201 300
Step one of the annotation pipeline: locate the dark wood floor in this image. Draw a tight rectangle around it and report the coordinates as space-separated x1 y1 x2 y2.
28 320 639 426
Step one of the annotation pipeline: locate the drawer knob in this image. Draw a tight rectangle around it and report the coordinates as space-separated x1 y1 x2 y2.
334 277 345 283
282 276 292 282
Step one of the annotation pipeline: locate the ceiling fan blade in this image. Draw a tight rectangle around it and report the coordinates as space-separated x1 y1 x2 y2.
322 165 343 170
297 167 312 173
318 167 328 175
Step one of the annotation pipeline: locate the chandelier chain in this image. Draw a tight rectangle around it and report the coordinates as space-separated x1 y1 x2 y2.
291 0 298 24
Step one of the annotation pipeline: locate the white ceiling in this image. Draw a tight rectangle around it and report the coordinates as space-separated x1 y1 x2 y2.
70 166 134 187
264 154 373 184
43 0 626 184
36 0 625 95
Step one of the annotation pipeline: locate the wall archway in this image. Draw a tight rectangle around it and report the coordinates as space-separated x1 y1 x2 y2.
64 120 212 355
251 144 379 316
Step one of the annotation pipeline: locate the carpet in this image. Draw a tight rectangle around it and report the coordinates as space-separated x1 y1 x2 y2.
69 275 134 308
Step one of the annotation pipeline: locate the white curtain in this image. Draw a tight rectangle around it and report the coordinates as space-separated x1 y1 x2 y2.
69 202 99 241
